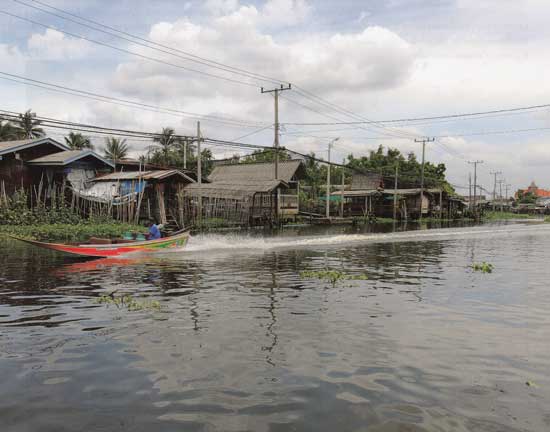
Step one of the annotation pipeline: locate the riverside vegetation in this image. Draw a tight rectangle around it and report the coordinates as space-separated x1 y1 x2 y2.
0 188 141 241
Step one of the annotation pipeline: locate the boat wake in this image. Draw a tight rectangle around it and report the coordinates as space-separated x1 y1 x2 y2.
183 223 550 254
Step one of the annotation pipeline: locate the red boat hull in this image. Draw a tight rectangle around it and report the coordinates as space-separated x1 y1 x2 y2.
11 230 190 258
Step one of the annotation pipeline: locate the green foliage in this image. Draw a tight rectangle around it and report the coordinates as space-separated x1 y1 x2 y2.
16 110 44 139
104 137 129 161
516 190 537 204
347 145 454 193
484 211 537 220
147 127 213 174
472 262 494 273
0 222 143 241
65 131 94 150
96 294 162 312
300 270 369 286
241 149 291 164
0 119 18 140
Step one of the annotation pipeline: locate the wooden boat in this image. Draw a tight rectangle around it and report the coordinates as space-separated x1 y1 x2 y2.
11 229 190 258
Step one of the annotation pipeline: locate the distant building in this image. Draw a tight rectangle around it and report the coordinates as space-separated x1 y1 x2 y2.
517 181 550 198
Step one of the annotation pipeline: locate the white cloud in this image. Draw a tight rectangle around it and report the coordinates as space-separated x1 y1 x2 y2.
261 0 312 27
27 29 92 61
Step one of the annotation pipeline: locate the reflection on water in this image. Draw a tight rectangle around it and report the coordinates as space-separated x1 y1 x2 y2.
1 222 550 431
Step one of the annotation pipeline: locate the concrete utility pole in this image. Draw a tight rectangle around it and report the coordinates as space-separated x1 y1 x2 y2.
340 158 345 218
497 179 504 212
505 183 512 207
326 137 340 219
196 121 202 226
414 137 434 223
261 84 292 180
468 160 484 210
468 173 472 210
490 171 501 210
183 138 188 170
393 162 399 221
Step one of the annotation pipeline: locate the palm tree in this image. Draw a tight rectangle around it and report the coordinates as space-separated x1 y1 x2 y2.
104 137 129 163
16 110 44 139
153 127 177 165
0 120 18 141
64 131 93 150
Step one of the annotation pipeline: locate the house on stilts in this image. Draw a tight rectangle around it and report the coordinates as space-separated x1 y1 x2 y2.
183 159 306 226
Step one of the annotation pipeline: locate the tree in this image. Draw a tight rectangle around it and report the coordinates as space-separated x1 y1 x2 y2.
0 120 18 141
153 127 177 165
16 110 44 139
517 190 537 204
64 131 94 150
241 148 291 164
104 137 129 163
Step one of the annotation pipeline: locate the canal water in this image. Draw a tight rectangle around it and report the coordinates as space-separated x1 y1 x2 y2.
1 222 549 431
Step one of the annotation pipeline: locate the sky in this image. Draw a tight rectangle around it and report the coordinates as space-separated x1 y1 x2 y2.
1 0 550 195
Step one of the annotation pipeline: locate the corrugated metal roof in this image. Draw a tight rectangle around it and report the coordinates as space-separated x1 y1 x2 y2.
0 137 67 155
26 150 114 168
350 173 383 190
208 160 305 183
382 188 443 195
94 169 194 182
185 180 284 200
332 188 443 197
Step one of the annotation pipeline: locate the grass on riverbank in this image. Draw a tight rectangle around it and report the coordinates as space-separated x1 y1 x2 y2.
0 222 144 241
483 211 541 220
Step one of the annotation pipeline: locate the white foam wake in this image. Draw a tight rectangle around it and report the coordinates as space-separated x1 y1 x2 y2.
183 223 550 254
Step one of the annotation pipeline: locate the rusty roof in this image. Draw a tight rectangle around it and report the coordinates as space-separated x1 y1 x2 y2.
27 150 114 168
185 180 285 200
93 169 194 182
0 137 67 155
208 160 305 183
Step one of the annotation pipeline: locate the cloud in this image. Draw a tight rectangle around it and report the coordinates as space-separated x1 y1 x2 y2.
261 0 312 27
27 29 92 61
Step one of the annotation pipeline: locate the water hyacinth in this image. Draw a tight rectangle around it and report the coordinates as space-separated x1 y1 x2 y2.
472 262 494 273
300 270 368 286
96 294 162 312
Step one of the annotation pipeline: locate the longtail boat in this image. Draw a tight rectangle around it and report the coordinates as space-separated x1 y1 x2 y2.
11 229 190 258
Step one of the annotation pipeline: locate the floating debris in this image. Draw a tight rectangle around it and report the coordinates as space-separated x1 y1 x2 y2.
472 262 494 273
300 270 368 286
96 294 162 311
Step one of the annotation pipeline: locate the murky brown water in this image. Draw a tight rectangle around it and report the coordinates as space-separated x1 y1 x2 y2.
1 222 549 431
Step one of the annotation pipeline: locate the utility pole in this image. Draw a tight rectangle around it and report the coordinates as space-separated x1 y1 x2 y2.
414 137 434 223
468 160 484 212
497 179 504 212
505 183 511 209
183 138 188 170
325 137 340 219
468 173 472 210
490 171 501 210
261 83 292 180
196 121 202 226
340 158 345 218
393 162 399 221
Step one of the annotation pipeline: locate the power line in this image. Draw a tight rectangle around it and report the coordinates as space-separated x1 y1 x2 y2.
15 0 287 87
0 72 269 128
283 102 550 126
0 9 260 88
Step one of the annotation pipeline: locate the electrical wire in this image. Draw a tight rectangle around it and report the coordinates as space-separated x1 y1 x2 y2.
0 72 269 128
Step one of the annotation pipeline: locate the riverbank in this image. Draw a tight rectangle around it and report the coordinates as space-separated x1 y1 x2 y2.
0 222 144 241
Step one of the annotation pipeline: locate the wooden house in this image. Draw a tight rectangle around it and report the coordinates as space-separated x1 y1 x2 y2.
0 137 68 192
91 169 195 225
331 173 384 216
184 160 306 225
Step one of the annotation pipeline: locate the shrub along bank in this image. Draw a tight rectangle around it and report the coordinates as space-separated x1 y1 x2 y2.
0 189 142 241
